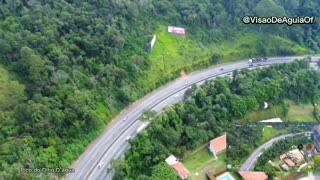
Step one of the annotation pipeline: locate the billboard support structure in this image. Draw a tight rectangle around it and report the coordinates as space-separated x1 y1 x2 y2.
146 35 156 53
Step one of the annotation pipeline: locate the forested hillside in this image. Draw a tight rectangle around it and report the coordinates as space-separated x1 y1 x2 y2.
0 0 319 179
115 60 320 179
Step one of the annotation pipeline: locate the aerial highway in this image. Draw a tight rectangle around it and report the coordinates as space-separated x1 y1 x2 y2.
66 55 317 180
239 132 307 172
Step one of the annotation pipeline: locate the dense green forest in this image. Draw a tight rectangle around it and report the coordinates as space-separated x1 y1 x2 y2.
0 0 320 179
114 60 320 179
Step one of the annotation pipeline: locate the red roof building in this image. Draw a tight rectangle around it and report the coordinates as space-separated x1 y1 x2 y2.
238 172 268 180
209 133 227 157
165 155 190 179
284 158 295 167
171 162 190 179
280 153 287 160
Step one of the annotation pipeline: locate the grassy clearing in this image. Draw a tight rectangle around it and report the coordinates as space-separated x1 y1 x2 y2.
138 25 211 89
285 99 316 122
261 126 290 143
285 100 316 122
239 99 317 122
239 105 284 122
286 100 314 116
182 147 226 180
137 26 310 90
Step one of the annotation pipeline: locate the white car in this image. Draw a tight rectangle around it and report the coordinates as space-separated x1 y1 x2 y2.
126 136 131 141
173 94 179 98
184 81 189 85
122 116 128 121
98 162 104 169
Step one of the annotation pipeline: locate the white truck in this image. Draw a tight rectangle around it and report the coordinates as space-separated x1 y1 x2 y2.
137 122 149 133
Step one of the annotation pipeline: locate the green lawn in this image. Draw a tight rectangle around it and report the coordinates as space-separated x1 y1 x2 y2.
182 147 226 180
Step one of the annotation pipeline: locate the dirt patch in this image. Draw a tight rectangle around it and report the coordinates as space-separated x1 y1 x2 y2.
180 70 187 77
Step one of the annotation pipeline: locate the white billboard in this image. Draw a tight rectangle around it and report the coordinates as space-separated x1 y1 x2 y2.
168 26 186 35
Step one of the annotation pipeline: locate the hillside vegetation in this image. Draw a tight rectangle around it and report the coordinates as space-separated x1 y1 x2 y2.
0 0 319 179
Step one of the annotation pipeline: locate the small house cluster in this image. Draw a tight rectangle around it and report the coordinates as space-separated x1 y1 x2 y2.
278 149 305 171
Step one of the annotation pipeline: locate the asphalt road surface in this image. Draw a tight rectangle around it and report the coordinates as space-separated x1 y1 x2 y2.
66 55 318 180
239 132 307 172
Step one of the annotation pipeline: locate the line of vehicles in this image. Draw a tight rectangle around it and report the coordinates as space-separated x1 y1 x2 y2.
249 57 268 66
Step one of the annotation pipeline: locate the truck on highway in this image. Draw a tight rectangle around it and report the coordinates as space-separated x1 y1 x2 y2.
251 57 268 63
137 122 149 133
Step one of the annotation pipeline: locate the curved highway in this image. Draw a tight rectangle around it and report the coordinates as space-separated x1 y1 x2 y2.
66 55 318 180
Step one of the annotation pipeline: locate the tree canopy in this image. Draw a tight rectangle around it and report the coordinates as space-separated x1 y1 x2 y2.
0 0 319 179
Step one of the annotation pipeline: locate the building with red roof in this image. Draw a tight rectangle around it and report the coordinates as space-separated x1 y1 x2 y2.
280 153 287 160
238 171 268 180
165 155 190 179
171 162 190 179
209 133 227 158
284 158 295 167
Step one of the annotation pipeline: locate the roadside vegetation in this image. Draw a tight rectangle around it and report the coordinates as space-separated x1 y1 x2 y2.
261 126 291 144
1 0 320 179
114 60 320 179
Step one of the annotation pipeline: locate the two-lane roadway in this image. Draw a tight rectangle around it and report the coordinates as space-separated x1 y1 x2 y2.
67 55 318 180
